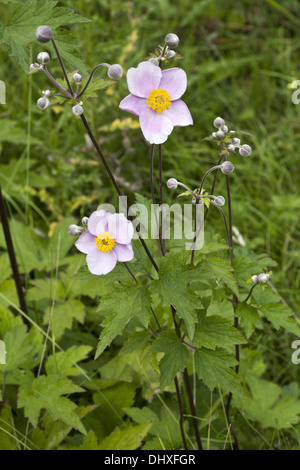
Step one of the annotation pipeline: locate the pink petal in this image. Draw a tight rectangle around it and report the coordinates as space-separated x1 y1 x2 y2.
113 243 134 262
108 213 134 245
163 99 193 127
119 93 148 116
88 210 109 236
86 250 117 275
75 231 97 254
139 108 174 144
127 61 162 98
159 68 187 100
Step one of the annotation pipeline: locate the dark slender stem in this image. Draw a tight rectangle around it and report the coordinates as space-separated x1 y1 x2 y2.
224 169 240 450
42 66 71 98
244 283 258 303
203 155 225 223
158 144 166 255
174 375 188 451
183 368 203 450
123 262 138 284
79 113 159 272
77 63 110 99
150 306 161 331
149 145 163 255
51 38 73 96
0 186 30 328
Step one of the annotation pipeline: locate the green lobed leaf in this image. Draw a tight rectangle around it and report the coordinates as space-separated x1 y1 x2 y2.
18 374 86 434
194 348 241 394
150 331 190 389
235 302 260 339
193 311 247 349
95 285 151 358
259 302 300 336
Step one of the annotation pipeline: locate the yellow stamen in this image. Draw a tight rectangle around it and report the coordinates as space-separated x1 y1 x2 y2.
147 88 171 113
95 232 115 253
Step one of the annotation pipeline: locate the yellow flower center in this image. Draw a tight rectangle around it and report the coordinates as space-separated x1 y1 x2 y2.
95 232 115 253
147 88 171 113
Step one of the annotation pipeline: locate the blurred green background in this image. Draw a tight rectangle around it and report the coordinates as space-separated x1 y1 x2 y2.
0 0 299 313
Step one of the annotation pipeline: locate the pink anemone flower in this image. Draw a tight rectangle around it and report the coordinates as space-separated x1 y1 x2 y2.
75 210 134 275
119 61 193 145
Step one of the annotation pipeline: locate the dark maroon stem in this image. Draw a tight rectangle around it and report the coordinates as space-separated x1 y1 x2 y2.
0 186 30 328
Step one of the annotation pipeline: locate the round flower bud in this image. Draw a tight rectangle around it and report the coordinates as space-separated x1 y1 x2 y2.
35 25 53 43
107 64 123 79
167 178 178 190
216 130 225 140
221 125 228 134
212 132 217 138
228 144 235 153
213 117 225 128
214 195 225 206
165 33 179 48
221 161 234 175
72 104 84 116
251 275 258 283
167 50 176 59
73 72 82 83
239 144 252 157
82 217 89 226
43 90 52 98
231 137 240 146
37 52 50 64
37 97 50 110
68 224 83 236
258 273 269 284
149 58 159 66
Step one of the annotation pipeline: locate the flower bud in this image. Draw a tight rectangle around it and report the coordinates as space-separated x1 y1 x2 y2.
73 72 82 83
43 90 52 98
68 224 83 236
149 58 159 66
30 63 41 72
258 273 269 284
167 178 178 190
37 52 50 64
221 161 234 175
37 97 50 110
35 25 53 43
228 144 235 153
72 104 84 116
232 137 240 146
214 195 225 206
216 130 225 140
213 117 225 128
239 144 252 157
165 33 179 48
82 217 89 226
212 132 217 138
167 50 176 59
107 64 123 79
221 125 228 134
251 275 258 283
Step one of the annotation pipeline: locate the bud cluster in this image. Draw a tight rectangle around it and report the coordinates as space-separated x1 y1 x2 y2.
68 216 90 236
211 117 252 157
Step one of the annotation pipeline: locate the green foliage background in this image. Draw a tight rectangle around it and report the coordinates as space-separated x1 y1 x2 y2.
0 0 300 450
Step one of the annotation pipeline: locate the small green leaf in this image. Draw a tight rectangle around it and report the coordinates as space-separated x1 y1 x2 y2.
193 312 247 349
259 303 300 336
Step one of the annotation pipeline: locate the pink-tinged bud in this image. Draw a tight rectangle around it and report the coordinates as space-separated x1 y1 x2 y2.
221 161 234 175
167 178 178 190
165 33 179 48
107 64 123 79
35 26 53 43
258 273 269 284
213 117 225 128
214 195 225 206
72 104 84 116
239 144 252 157
37 97 50 110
